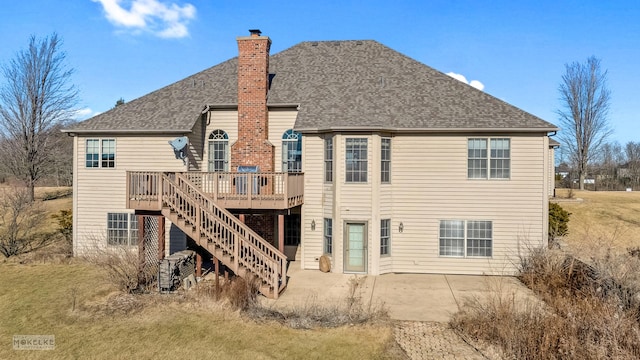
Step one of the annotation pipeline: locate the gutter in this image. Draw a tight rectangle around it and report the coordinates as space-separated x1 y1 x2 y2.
61 129 193 135
295 126 560 134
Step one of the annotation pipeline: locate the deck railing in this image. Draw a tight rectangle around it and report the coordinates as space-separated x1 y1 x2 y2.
127 171 304 210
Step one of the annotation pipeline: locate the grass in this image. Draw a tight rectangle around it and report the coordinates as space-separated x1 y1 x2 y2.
0 262 398 359
554 189 640 253
0 187 399 358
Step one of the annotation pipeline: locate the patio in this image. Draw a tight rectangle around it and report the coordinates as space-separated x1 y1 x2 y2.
264 262 539 322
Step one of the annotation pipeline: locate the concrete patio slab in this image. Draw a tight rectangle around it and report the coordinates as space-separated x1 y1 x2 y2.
263 262 540 323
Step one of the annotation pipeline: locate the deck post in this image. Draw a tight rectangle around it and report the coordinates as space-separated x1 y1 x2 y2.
126 172 131 209
283 173 289 208
196 253 202 277
214 256 220 299
278 214 285 254
157 215 165 260
157 173 164 210
213 173 218 202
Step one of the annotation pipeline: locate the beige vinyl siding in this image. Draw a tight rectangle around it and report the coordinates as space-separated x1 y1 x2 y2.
188 116 205 171
202 111 238 171
548 145 555 197
390 133 546 275
335 134 374 273
74 135 187 254
301 135 324 270
301 132 548 276
268 110 298 173
379 136 394 274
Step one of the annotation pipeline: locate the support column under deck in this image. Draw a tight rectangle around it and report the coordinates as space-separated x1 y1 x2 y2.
278 214 285 254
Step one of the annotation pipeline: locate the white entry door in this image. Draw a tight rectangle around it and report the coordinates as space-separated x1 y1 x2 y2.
344 222 367 273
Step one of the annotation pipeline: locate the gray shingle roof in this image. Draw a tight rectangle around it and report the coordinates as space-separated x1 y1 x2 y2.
67 40 557 133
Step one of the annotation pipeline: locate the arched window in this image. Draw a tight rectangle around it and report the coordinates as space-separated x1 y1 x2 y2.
208 130 229 172
282 129 302 173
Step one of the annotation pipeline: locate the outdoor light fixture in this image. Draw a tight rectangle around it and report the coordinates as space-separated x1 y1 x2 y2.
399 222 404 233
311 219 316 231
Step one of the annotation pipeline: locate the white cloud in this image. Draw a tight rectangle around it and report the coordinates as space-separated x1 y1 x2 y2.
92 0 196 38
446 72 485 91
74 107 94 119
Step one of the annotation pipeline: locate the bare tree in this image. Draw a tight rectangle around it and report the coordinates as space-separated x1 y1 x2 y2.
0 33 78 201
0 187 47 257
558 56 612 190
624 141 640 187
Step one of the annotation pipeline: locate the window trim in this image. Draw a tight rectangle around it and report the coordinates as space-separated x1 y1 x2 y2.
345 137 368 183
438 220 493 258
467 137 510 180
323 218 333 255
381 138 391 183
107 212 138 246
86 138 116 169
380 219 391 256
208 129 229 172
324 136 333 183
282 129 302 173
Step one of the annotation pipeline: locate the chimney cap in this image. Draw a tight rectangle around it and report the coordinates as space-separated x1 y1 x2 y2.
249 29 262 36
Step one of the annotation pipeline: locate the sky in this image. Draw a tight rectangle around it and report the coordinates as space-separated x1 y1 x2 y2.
0 0 638 145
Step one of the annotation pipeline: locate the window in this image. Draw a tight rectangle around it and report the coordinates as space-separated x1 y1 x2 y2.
324 137 333 183
468 138 510 179
345 138 367 182
208 130 229 172
490 139 510 179
86 139 115 168
439 220 465 257
380 219 390 255
439 220 492 258
107 213 138 246
282 129 302 172
466 221 493 257
86 139 99 168
323 218 333 255
381 138 391 183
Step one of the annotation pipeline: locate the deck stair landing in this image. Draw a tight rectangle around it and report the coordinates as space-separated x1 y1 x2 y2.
158 172 287 299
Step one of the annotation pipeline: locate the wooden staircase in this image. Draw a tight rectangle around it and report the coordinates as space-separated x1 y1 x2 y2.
159 172 287 299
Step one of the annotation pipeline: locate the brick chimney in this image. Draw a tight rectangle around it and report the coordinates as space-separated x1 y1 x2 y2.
232 29 274 172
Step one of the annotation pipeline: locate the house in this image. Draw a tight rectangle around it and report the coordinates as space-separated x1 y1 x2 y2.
64 30 558 298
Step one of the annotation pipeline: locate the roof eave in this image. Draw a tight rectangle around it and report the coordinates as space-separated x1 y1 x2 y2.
296 126 560 134
61 129 193 135
203 103 300 112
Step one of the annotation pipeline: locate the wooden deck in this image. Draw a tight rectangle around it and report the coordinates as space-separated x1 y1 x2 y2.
126 171 304 211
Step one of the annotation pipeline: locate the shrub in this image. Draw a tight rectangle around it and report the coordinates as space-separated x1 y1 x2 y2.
222 275 260 311
85 246 157 294
549 202 570 244
41 188 72 201
246 275 388 329
52 209 72 245
452 248 640 359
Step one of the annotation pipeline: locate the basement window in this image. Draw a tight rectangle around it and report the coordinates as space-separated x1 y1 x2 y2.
107 213 138 246
439 220 492 258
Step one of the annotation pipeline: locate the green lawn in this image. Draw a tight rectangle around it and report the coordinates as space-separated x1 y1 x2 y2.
0 262 397 359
